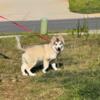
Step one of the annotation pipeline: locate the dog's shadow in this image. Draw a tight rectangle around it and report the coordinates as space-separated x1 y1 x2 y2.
0 53 10 59
30 63 63 73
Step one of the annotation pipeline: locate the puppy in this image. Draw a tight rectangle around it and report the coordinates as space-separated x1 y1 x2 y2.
16 35 64 76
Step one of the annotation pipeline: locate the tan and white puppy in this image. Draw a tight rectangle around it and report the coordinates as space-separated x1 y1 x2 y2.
16 35 64 76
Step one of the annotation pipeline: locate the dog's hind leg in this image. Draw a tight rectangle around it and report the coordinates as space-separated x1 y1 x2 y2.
25 62 37 76
26 68 36 76
21 63 28 76
21 54 28 76
22 54 36 76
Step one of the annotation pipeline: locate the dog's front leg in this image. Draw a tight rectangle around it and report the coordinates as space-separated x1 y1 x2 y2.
51 63 60 71
42 60 49 73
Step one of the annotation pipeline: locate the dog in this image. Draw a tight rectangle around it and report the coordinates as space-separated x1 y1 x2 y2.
16 35 64 76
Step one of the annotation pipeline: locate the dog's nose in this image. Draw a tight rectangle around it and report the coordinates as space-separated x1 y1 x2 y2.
57 48 61 51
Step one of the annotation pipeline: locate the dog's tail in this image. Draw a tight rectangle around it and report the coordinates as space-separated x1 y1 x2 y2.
15 36 25 51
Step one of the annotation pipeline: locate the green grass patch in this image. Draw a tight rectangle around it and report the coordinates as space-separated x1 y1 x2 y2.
0 34 100 100
69 0 100 14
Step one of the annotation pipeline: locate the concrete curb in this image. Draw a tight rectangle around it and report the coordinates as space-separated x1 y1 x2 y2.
0 35 24 38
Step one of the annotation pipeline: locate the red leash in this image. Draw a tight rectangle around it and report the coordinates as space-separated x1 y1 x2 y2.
0 16 50 42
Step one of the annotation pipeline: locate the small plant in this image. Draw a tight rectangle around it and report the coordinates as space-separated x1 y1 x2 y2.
76 18 89 39
82 18 89 40
81 18 88 33
76 19 81 37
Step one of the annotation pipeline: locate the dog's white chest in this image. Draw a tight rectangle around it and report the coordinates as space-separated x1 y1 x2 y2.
49 53 57 60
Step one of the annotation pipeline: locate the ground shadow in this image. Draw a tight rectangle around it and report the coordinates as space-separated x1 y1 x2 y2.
30 62 63 73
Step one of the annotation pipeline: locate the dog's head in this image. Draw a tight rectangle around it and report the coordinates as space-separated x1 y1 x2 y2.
50 35 65 53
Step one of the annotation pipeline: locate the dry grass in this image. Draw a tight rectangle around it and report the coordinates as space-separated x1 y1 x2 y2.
0 34 100 100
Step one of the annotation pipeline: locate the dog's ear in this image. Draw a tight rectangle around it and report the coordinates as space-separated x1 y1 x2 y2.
50 36 57 44
58 35 65 44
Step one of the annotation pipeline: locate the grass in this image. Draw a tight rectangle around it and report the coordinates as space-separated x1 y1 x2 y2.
0 34 100 100
69 0 100 14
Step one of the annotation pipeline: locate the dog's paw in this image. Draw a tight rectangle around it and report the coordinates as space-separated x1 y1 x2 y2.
29 73 36 76
22 73 28 76
56 68 61 71
42 70 47 74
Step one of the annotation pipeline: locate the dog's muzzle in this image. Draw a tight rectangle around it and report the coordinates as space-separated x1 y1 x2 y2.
57 47 61 52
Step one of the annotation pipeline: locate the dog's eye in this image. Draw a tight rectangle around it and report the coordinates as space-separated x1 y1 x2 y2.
60 43 63 45
54 42 57 45
60 42 63 45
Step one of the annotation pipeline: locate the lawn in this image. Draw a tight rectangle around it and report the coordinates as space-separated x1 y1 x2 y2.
0 34 100 100
69 0 100 14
